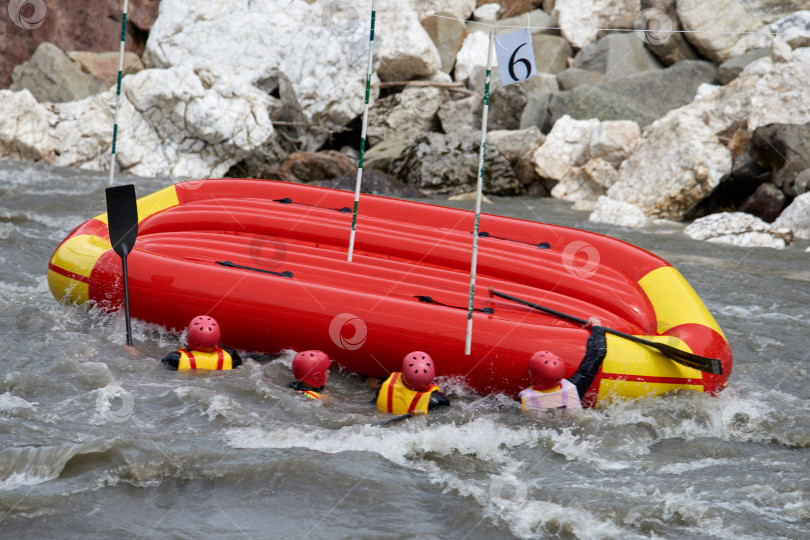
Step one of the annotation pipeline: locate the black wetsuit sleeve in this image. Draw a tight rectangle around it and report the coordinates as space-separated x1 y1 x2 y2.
224 348 243 368
428 391 451 411
567 327 608 400
161 352 180 370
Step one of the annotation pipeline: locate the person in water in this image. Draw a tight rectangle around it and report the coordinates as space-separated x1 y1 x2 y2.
375 351 450 415
288 350 331 399
161 315 243 370
518 318 607 411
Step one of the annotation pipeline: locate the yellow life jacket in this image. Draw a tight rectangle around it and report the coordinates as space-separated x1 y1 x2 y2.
177 347 234 370
299 389 322 400
376 372 439 415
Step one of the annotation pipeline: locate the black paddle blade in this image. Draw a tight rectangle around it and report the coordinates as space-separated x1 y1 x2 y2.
105 184 139 258
649 342 723 375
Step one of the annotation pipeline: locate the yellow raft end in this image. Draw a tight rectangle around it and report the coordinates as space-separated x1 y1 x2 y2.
47 185 180 305
48 234 111 304
597 334 703 403
595 266 726 404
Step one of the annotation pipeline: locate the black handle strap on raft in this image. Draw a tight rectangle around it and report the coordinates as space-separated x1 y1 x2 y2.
274 197 351 213
415 295 494 314
488 288 722 375
478 231 550 250
217 261 293 278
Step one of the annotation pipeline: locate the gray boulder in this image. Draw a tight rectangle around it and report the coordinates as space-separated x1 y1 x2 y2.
573 33 664 81
557 68 604 91
488 73 559 131
549 60 717 127
532 35 573 75
718 48 771 85
421 12 468 74
367 86 447 148
750 123 810 197
388 131 524 195
638 1 701 66
10 43 108 103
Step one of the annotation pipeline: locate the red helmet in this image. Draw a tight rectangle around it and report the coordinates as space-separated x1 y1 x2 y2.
401 351 435 390
292 350 331 387
529 351 565 390
187 315 221 351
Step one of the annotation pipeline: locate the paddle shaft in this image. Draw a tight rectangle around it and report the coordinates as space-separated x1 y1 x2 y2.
105 184 139 347
120 248 133 346
489 288 722 375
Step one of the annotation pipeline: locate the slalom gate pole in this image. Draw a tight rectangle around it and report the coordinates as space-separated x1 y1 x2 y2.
108 0 129 187
348 0 377 262
465 26 495 356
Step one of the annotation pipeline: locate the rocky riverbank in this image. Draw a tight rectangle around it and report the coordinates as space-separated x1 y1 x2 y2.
1 0 809 248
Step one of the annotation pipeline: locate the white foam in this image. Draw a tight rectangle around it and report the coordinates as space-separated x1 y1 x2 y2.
0 392 38 411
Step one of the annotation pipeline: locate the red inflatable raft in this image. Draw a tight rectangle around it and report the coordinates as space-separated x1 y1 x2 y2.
48 179 732 404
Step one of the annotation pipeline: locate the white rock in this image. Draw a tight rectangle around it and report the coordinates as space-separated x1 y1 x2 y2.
454 31 500 92
408 0 476 22
0 62 275 179
588 120 641 167
773 192 810 239
531 115 598 181
607 101 732 220
727 28 775 61
551 159 619 203
770 11 810 49
377 0 441 81
0 90 53 162
278 27 378 150
741 56 775 77
771 37 793 63
474 3 501 22
588 196 651 228
147 0 377 148
553 0 640 49
747 61 810 130
793 47 810 64
678 0 770 63
684 212 793 249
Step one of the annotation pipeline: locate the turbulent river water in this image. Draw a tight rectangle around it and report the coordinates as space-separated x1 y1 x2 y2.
1 159 809 539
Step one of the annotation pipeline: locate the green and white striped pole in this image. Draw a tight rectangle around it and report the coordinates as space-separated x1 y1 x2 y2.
108 0 129 186
465 26 495 356
347 0 376 262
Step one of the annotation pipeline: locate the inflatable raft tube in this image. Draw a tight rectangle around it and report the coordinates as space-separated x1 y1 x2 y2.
48 179 732 404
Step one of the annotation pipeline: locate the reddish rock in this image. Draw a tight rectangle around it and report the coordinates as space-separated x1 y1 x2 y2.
0 0 157 88
278 151 356 183
739 182 786 223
